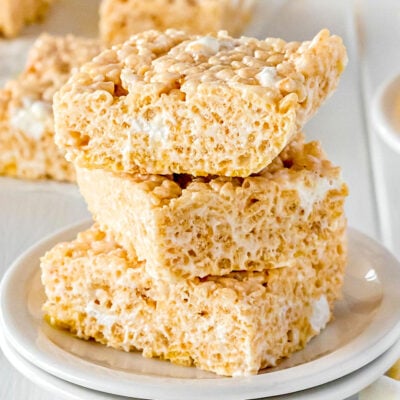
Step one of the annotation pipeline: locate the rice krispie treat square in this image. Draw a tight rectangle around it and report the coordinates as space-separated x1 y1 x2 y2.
54 29 347 178
41 224 346 376
99 0 255 46
0 34 102 181
76 135 348 280
0 0 52 38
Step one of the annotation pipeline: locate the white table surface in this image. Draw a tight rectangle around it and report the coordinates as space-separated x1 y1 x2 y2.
1 0 399 398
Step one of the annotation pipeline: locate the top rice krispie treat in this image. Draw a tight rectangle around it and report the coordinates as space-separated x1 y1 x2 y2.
0 34 102 181
99 0 255 45
0 0 52 38
54 29 347 177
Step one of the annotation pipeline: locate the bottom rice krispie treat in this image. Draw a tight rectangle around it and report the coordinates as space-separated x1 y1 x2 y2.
0 34 101 181
41 225 347 376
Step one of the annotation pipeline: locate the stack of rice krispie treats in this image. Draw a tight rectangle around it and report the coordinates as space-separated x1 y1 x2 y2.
41 29 348 376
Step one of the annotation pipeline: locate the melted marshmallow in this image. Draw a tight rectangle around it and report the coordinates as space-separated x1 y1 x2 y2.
85 301 118 335
120 68 139 85
309 295 330 333
10 98 52 140
289 177 343 217
256 67 279 87
122 115 170 167
130 114 170 143
186 36 221 56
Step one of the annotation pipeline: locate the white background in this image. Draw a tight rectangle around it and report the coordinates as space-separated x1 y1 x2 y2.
2 0 400 398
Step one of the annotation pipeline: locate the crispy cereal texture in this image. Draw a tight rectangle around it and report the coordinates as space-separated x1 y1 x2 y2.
54 29 347 177
0 0 52 38
41 224 346 376
76 135 348 280
0 34 102 181
99 0 255 45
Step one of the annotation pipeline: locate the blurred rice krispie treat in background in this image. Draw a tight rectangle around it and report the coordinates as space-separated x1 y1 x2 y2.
0 34 102 181
99 0 256 45
0 0 52 38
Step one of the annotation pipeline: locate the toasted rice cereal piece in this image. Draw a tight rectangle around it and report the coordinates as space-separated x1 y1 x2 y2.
0 34 102 181
0 0 52 38
387 359 400 380
41 224 346 376
76 135 348 280
99 0 255 45
54 29 347 177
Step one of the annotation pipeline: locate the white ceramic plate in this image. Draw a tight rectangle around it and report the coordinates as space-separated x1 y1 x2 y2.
4 323 400 400
1 221 400 400
0 328 131 400
359 375 400 400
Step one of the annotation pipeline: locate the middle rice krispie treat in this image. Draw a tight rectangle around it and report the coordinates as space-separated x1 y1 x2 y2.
76 134 348 280
0 34 102 181
54 29 347 177
41 223 346 376
99 0 256 46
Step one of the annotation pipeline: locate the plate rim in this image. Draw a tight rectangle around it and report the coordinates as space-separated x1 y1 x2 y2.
0 322 128 400
3 316 400 400
1 221 400 399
